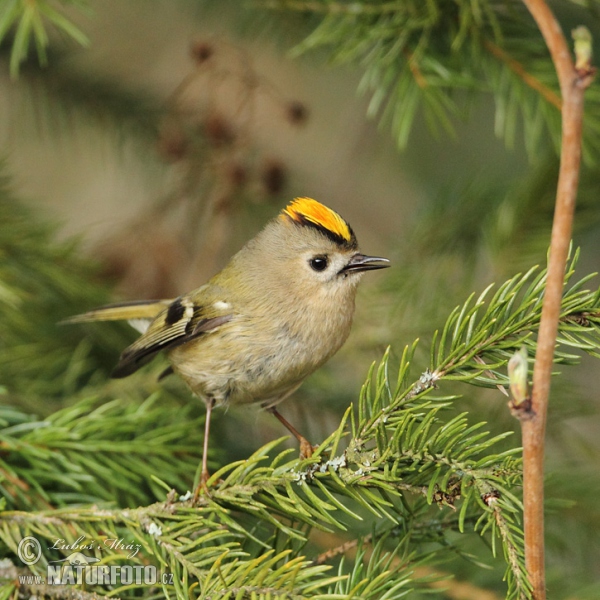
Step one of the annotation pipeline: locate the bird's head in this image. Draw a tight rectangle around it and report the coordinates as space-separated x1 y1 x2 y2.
239 198 389 307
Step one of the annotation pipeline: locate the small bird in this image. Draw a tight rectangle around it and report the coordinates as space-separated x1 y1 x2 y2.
67 198 389 497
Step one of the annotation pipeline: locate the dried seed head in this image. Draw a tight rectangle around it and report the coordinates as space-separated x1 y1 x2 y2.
190 41 214 64
204 115 235 147
214 195 233 214
286 101 308 125
262 161 287 196
228 163 248 187
157 128 189 162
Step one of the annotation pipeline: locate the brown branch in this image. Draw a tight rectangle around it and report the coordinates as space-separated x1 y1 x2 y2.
313 532 371 565
518 1 594 599
402 49 428 89
483 39 562 110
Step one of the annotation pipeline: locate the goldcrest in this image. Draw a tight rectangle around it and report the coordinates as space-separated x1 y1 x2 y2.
68 198 389 496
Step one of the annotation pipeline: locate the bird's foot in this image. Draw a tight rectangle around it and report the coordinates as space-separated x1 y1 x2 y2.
192 469 211 503
299 437 317 460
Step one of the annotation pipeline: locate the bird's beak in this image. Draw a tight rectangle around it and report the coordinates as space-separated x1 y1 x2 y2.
341 253 390 274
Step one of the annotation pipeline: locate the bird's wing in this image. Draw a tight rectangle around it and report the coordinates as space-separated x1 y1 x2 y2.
62 299 174 334
111 295 233 378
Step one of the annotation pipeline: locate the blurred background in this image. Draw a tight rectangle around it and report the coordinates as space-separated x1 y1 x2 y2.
1 1 600 597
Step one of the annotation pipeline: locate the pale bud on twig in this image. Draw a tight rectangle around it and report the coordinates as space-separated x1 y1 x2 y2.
508 346 529 407
572 26 593 72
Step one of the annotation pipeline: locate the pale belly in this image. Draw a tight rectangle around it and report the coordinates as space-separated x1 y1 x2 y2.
167 315 350 407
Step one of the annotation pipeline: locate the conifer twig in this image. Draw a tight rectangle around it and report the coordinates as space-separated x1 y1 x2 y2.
518 1 594 598
483 40 562 110
0 562 112 600
312 531 504 600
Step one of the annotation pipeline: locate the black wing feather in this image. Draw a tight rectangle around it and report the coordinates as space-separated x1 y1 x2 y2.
111 297 232 378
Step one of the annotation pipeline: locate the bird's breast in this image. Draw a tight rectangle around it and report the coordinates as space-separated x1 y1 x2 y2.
169 296 355 407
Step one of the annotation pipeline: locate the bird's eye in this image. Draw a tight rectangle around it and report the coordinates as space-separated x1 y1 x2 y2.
309 255 329 272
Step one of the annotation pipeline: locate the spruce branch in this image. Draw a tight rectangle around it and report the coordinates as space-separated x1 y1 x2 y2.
482 39 562 110
480 492 530 599
7 258 600 597
2 386 523 596
0 501 421 599
0 395 203 511
0 0 89 78
9 50 166 147
312 530 507 600
1 4 600 595
0 176 134 401
260 0 600 161
0 561 109 600
6 176 600 597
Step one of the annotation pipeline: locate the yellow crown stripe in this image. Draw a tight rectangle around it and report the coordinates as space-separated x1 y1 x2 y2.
281 197 353 244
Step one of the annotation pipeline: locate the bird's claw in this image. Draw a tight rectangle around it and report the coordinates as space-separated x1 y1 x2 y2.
299 437 316 460
192 470 211 503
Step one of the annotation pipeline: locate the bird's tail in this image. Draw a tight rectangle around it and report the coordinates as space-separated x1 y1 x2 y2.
62 299 173 331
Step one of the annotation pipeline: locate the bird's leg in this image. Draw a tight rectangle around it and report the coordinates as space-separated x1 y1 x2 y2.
201 398 214 484
193 398 215 502
268 406 315 459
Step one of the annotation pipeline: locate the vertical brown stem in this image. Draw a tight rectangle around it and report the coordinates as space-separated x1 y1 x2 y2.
518 1 592 598
522 87 584 600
